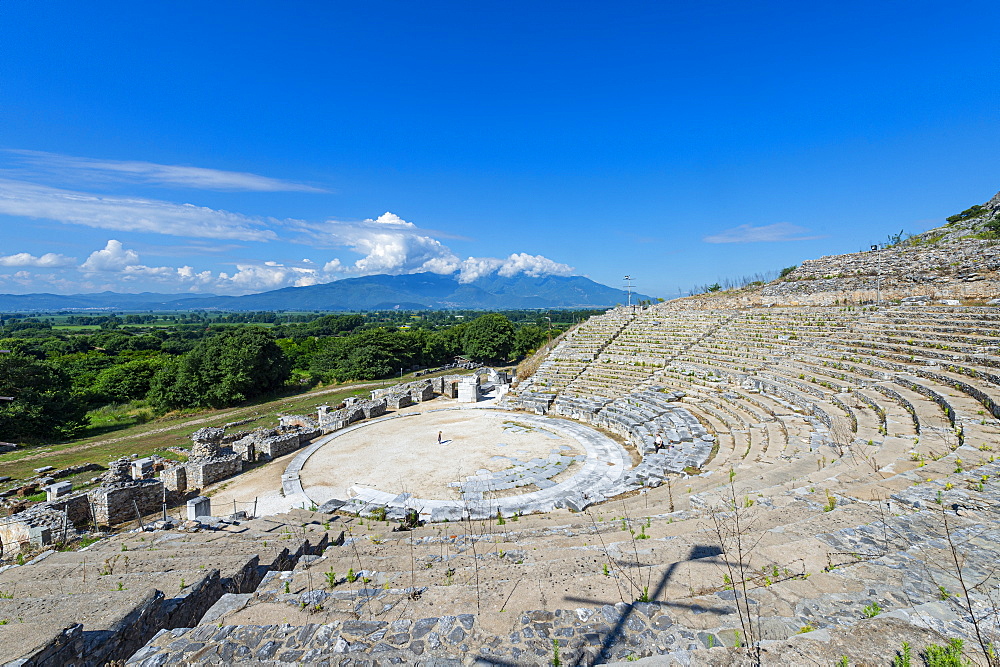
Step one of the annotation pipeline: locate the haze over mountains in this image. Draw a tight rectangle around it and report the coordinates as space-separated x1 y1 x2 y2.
0 273 653 312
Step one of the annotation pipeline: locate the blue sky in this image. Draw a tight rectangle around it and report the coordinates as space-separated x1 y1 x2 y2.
1 1 999 299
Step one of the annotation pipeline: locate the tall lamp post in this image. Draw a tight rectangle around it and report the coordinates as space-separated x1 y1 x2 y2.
871 244 881 307
624 275 633 308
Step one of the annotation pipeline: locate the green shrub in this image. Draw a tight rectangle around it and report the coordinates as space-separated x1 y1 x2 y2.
923 638 968 666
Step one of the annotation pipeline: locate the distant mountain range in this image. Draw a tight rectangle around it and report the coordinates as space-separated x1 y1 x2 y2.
0 273 653 312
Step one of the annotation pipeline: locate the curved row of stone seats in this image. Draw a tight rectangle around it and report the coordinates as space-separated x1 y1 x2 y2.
670 306 997 442
650 367 800 457
517 303 997 502
637 374 752 467
649 364 935 492
753 347 937 435
780 331 999 451
548 387 717 493
782 351 976 436
612 303 991 486
581 309 737 372
694 309 998 487
513 388 557 414
663 359 847 448
822 334 1000 419
521 309 738 402
512 309 636 398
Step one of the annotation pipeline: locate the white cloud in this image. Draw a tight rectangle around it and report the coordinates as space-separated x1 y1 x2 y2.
703 222 826 243
0 207 578 294
497 252 574 278
0 178 279 241
176 265 216 284
369 212 416 228
308 212 462 276
456 253 573 283
457 256 504 282
81 240 141 272
6 150 326 192
74 240 331 292
0 251 75 268
300 212 575 283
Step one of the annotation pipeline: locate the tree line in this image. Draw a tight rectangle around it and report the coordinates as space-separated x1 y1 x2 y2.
0 311 573 444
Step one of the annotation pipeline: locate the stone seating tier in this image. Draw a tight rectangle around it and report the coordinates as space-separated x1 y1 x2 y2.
127 456 1000 667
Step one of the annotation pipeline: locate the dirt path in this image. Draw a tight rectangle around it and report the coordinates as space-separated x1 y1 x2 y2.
9 382 382 465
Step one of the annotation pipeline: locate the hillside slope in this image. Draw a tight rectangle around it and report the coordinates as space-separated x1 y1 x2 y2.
764 190 1000 305
679 190 1000 308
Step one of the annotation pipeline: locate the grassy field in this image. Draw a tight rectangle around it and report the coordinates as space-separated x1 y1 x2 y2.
0 368 475 491
0 384 366 487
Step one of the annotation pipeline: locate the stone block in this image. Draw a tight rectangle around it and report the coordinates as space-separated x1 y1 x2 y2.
131 458 154 480
411 383 435 402
258 432 300 460
458 378 480 403
361 399 387 419
45 481 72 502
185 455 241 489
387 392 413 410
187 496 211 520
231 438 256 462
161 465 187 493
28 524 51 547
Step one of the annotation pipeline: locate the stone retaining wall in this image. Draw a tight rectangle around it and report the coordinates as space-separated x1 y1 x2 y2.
185 456 242 490
91 480 164 526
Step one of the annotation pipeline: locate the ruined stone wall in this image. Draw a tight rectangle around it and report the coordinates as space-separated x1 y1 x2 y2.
91 480 164 526
0 504 73 550
411 382 435 402
48 494 91 528
185 456 241 490
0 518 32 552
278 414 318 430
387 393 413 409
190 427 225 458
161 465 187 493
258 432 300 459
360 398 387 419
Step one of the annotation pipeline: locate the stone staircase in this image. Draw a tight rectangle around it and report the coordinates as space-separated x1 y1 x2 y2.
126 459 1000 665
0 509 332 666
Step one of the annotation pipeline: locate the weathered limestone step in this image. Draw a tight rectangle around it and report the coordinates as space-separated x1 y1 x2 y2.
0 515 331 666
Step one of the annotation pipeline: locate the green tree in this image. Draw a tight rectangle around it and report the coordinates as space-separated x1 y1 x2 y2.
148 327 290 410
91 356 168 404
306 328 419 383
512 324 546 358
418 331 450 367
50 351 117 393
329 328 417 382
462 314 515 363
0 353 87 442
